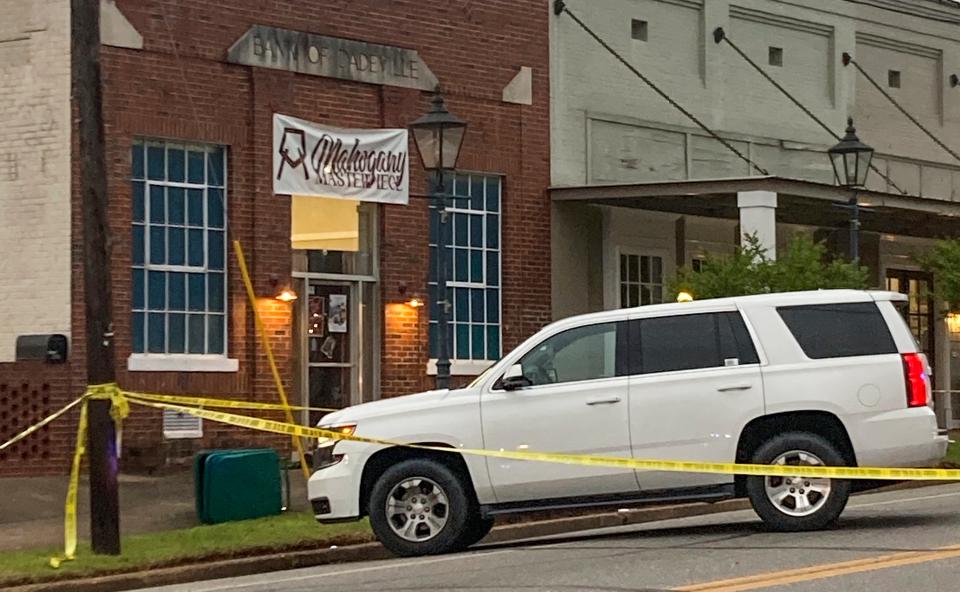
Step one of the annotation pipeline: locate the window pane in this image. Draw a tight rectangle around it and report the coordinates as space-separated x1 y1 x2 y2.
487 326 500 359
456 324 470 359
168 187 185 225
640 314 721 374
470 176 483 209
454 215 468 246
486 178 500 211
455 287 469 322
132 144 144 179
147 145 165 180
132 268 145 309
208 272 224 312
188 274 205 311
207 148 224 186
777 303 897 359
188 229 204 266
720 311 759 365
454 249 468 282
187 189 204 226
149 226 165 264
208 189 224 228
132 312 145 353
132 225 144 266
168 227 185 265
486 289 500 323
147 313 165 353
520 323 618 385
651 256 663 284
168 313 186 353
208 230 225 271
470 250 483 282
148 271 166 310
167 147 185 182
470 215 483 247
208 315 225 354
133 181 145 222
486 215 499 248
187 150 205 184
486 255 499 287
149 186 165 223
188 314 205 353
471 289 484 323
168 272 186 310
429 209 438 244
472 325 485 360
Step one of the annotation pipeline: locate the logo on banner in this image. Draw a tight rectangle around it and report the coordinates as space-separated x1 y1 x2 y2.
274 114 409 204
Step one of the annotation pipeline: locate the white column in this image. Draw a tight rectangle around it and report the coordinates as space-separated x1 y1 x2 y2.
737 191 778 260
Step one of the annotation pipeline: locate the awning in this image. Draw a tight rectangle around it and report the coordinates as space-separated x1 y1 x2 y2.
550 176 960 239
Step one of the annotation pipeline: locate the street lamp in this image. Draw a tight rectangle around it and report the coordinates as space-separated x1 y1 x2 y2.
828 118 874 262
409 91 467 389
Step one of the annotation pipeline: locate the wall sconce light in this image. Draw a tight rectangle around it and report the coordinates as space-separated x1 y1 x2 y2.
269 275 298 302
406 298 425 308
947 312 960 334
951 74 959 88
398 282 423 308
677 291 694 303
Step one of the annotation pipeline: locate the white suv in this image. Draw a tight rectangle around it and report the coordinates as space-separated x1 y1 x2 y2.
308 290 948 556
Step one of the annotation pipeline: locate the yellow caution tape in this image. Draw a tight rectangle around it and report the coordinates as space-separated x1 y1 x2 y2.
123 391 339 413
0 396 85 452
131 396 960 482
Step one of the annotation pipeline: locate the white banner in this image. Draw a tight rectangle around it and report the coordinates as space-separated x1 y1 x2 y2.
273 113 409 204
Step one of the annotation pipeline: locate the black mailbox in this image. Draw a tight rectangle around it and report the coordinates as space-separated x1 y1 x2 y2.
15 334 69 363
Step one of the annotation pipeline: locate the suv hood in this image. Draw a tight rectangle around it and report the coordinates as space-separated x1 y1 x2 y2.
316 388 455 426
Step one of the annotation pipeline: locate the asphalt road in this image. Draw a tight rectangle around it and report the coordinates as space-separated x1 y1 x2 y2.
138 483 960 592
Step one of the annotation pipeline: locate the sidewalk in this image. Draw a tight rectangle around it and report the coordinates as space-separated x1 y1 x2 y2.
0 469 311 552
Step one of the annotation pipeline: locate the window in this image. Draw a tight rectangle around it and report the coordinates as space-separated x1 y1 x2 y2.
691 258 705 273
888 70 901 88
768 47 784 67
631 19 649 42
428 173 502 361
519 323 621 386
131 140 227 356
778 302 898 359
620 253 663 307
632 312 758 374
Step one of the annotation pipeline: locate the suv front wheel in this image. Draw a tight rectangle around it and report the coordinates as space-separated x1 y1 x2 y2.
368 458 477 556
745 432 851 532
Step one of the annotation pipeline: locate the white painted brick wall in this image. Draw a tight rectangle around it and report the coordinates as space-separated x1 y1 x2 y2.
0 0 71 362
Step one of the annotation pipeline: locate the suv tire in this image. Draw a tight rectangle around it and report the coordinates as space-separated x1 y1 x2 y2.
745 432 851 532
368 458 476 556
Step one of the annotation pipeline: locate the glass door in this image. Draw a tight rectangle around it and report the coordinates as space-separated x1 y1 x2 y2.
886 269 936 382
303 281 358 426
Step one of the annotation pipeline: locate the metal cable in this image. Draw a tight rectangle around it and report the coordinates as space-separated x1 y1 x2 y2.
714 28 906 195
844 53 960 165
553 1 769 176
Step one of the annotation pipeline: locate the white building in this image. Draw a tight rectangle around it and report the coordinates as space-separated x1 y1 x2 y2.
550 0 960 427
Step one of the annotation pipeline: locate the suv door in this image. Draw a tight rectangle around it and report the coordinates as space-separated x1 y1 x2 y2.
481 321 639 503
628 309 765 490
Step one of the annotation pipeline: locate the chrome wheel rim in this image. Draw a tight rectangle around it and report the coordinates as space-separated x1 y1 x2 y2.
385 477 449 542
764 450 832 518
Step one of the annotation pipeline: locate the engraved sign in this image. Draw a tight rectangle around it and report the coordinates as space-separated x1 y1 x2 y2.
227 25 439 91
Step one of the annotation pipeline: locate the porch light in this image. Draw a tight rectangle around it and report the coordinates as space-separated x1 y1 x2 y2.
406 298 425 308
828 118 874 188
947 312 960 334
677 291 694 303
275 288 298 303
409 91 467 171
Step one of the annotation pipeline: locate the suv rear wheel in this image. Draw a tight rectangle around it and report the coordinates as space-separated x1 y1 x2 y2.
368 458 477 556
745 432 851 531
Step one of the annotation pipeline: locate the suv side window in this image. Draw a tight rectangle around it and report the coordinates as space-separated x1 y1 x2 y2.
777 302 898 359
518 322 623 386
631 312 759 375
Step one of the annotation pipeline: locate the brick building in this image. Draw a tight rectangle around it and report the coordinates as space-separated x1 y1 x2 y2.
0 0 551 475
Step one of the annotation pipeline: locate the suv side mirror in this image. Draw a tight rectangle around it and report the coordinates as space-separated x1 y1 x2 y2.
501 364 532 391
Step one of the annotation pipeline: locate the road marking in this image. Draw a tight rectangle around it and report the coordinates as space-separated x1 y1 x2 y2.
185 548 516 591
674 544 960 591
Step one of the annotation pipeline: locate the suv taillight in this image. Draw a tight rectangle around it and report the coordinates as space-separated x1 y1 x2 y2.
902 353 929 408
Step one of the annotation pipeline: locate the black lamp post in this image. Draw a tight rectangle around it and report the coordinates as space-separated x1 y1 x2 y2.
409 91 467 389
828 118 874 262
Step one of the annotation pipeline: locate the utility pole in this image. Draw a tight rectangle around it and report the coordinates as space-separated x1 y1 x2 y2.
72 0 121 554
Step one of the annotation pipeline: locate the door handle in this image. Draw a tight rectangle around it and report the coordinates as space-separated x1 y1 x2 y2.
717 385 753 392
586 396 622 406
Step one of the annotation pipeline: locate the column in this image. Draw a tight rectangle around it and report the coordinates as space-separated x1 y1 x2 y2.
737 190 778 260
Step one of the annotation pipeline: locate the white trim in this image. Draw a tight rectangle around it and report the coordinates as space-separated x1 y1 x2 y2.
128 354 239 372
426 359 494 376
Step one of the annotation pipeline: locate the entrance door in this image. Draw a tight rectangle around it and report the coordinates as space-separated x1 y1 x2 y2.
886 270 935 381
303 282 359 426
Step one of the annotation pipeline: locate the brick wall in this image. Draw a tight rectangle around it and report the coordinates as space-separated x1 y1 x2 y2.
58 0 552 468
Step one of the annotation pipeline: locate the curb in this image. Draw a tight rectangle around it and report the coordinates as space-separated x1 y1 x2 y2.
5 480 950 592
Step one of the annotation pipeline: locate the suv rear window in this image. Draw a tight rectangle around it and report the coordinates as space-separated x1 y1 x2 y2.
777 302 897 359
